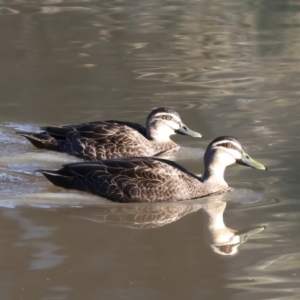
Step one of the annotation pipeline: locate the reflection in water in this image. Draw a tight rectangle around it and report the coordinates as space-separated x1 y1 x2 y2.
70 200 203 229
0 0 300 298
40 6 93 14
68 194 265 256
201 201 265 256
3 209 66 270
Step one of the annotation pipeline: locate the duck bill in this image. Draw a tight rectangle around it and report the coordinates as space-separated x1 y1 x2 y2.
176 123 202 138
235 226 266 245
211 226 265 256
236 152 266 170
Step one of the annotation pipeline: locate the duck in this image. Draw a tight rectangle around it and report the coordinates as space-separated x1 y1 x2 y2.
38 136 266 203
16 107 202 161
201 201 265 256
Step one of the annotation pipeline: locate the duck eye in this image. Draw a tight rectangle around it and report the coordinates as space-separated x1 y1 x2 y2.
162 115 172 120
219 245 232 254
226 143 232 148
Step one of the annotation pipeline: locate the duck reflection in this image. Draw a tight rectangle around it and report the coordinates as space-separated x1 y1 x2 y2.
70 200 203 229
201 201 265 256
68 193 265 256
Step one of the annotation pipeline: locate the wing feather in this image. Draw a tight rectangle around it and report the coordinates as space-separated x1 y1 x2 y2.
37 122 150 160
54 158 200 202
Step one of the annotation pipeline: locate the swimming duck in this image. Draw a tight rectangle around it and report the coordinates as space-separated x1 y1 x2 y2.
39 136 266 203
16 107 202 161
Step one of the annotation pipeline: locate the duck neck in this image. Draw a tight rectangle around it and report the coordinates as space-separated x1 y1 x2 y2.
203 154 228 187
203 202 226 232
202 202 236 245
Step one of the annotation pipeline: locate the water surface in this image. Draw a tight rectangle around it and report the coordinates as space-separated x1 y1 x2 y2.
0 0 300 299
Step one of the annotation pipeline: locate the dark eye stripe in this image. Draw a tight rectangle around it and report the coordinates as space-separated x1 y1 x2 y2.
162 115 172 120
218 143 242 152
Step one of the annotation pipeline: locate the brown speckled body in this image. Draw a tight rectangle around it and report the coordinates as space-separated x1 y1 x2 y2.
16 105 203 161
39 136 265 203
16 120 179 160
57 124 179 160
41 157 228 202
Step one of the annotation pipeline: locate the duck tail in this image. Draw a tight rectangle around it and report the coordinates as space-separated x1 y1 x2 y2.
38 168 86 191
16 131 60 151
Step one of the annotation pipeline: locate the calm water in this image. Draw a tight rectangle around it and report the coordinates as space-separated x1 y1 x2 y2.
1 0 300 299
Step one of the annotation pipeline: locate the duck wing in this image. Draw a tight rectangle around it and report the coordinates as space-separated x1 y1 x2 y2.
42 120 147 140
17 121 149 159
83 120 147 137
57 124 152 160
40 157 201 202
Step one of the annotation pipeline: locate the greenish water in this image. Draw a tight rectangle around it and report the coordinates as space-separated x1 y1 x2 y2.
0 0 300 299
